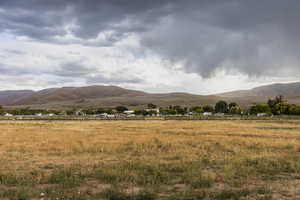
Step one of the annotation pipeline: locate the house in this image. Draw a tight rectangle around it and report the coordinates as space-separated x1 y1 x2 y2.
203 112 212 116
124 110 135 115
99 113 108 117
47 113 55 117
4 113 13 117
184 112 193 116
145 108 160 116
75 110 86 116
35 113 43 117
126 114 136 117
257 113 268 117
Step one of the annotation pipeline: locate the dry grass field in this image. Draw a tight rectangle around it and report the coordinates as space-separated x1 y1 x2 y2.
1 120 300 200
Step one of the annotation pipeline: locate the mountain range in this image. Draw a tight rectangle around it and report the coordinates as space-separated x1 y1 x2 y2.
1 82 300 109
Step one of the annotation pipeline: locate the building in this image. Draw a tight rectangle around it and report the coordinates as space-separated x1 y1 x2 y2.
124 110 135 115
203 112 213 116
145 108 160 116
257 113 268 117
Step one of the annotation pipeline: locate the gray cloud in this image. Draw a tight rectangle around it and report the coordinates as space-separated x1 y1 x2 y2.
1 1 300 78
86 73 144 85
54 60 144 84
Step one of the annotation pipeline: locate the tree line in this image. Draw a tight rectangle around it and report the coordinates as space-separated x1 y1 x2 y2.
1 96 300 116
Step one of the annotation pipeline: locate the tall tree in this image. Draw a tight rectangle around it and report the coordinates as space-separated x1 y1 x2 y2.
215 101 228 113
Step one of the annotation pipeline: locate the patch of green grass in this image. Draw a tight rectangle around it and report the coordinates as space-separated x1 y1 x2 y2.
224 155 300 182
0 188 30 200
0 170 41 186
47 166 86 188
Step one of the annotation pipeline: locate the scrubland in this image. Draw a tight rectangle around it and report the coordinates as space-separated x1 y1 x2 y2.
1 120 300 199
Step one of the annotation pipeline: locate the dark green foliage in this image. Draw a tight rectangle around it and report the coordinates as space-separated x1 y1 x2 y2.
250 104 271 114
215 100 228 113
115 106 128 113
202 105 214 112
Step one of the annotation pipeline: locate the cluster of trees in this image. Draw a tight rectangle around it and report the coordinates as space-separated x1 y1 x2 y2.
250 96 300 115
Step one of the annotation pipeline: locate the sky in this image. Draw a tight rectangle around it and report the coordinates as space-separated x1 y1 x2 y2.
0 0 300 94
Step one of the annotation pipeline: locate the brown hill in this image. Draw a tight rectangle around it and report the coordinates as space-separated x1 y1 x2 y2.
0 85 219 109
0 90 34 106
1 82 300 109
9 85 148 105
218 82 300 98
217 82 300 104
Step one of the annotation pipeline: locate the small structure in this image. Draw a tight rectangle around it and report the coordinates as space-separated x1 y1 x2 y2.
203 112 212 116
257 113 268 117
35 113 43 117
184 112 193 116
75 110 86 116
4 113 13 117
99 113 108 117
124 110 135 115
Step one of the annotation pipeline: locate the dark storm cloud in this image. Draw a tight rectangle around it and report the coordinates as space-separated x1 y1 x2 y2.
0 0 171 44
1 0 300 77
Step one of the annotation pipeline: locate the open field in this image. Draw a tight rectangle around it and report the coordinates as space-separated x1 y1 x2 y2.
1 120 300 199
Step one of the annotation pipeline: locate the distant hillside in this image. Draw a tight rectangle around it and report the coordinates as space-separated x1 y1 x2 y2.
1 82 300 109
11 85 148 105
217 82 300 105
0 85 219 109
219 82 300 98
0 90 34 105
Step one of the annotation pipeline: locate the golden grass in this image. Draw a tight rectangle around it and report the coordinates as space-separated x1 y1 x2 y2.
1 120 300 199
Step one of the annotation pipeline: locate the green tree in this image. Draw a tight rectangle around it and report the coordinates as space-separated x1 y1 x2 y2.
190 106 203 114
147 103 157 109
115 106 128 113
0 105 3 115
215 101 228 113
250 104 271 115
288 105 300 115
228 102 238 109
96 108 105 114
273 102 290 115
203 105 214 112
229 106 242 114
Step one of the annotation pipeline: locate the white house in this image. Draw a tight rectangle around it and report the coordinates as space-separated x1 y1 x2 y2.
203 112 213 116
257 113 268 117
75 110 86 116
35 113 43 117
124 110 135 115
4 113 13 117
145 108 160 116
99 113 108 117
